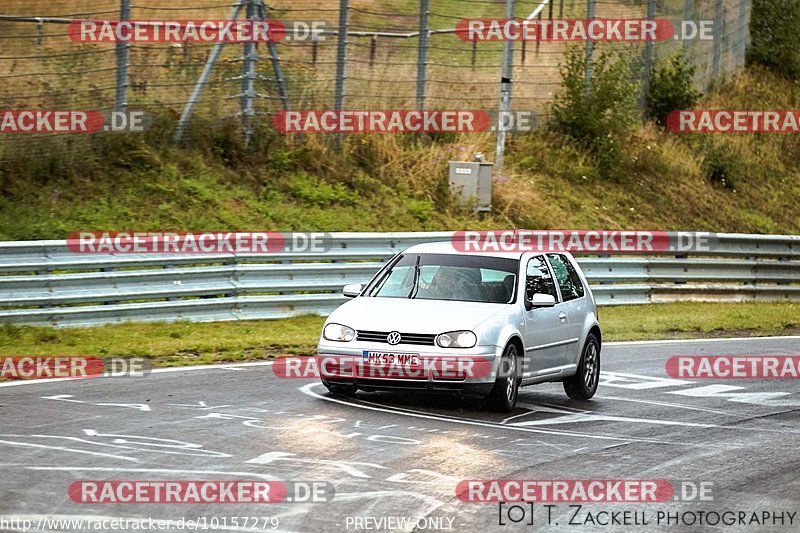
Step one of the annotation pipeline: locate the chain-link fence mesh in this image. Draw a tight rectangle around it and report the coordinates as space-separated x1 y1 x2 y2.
0 0 751 142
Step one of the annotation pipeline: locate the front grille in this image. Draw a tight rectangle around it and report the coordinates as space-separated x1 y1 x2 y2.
356 330 437 346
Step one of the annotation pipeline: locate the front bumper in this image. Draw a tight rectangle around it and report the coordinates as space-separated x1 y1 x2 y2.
316 341 502 395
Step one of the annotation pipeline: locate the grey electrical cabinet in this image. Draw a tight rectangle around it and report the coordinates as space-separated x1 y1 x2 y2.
448 160 493 212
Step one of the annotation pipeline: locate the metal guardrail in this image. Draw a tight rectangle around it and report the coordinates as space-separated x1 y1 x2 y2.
0 232 798 327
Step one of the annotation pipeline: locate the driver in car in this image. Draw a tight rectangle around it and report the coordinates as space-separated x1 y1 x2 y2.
429 267 482 301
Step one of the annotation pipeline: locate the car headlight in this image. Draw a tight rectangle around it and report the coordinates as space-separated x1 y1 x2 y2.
323 323 356 342
436 330 477 348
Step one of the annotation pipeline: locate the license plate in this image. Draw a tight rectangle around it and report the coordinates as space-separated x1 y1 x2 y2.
362 351 420 366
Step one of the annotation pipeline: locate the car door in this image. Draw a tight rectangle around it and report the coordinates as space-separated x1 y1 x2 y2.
521 255 570 378
546 253 588 367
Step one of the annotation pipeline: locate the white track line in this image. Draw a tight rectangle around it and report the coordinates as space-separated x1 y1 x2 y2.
0 360 275 388
2 335 798 390
606 335 800 346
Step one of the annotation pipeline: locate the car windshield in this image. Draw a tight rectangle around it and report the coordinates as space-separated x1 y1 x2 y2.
367 253 518 303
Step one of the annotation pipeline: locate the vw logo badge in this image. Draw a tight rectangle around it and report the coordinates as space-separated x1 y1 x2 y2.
387 331 402 345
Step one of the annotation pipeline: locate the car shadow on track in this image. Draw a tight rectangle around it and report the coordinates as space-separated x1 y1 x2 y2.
329 384 600 423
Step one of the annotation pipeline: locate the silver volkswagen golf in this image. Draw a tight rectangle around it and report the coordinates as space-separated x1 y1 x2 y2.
316 242 601 411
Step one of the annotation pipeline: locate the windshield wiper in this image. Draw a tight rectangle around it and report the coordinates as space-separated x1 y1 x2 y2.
407 255 421 299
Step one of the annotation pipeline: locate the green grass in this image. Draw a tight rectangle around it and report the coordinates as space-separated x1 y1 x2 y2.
2 68 800 239
1 302 797 367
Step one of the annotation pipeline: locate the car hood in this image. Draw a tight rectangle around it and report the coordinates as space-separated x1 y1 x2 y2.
328 297 509 333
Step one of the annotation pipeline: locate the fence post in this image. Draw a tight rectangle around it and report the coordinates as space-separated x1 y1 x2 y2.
35 18 44 49
471 39 477 68
334 0 349 113
641 0 656 112
174 0 245 143
241 0 257 145
416 0 430 109
683 0 694 62
494 0 515 175
736 0 748 68
115 0 131 112
712 0 724 81
584 0 595 92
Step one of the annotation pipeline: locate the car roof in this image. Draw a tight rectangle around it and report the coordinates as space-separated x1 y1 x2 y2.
402 241 525 259
401 241 578 261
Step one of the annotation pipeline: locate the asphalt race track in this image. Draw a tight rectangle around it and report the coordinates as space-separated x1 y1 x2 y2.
1 337 799 532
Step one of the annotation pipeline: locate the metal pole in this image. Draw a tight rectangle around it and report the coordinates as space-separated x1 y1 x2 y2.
585 0 595 92
115 0 131 112
369 34 377 67
260 2 290 111
35 18 43 49
241 0 257 145
416 0 430 109
334 0 349 113
683 0 694 62
471 39 477 68
174 0 245 143
641 0 656 111
536 11 542 55
494 0 515 175
736 0 748 68
711 0 724 82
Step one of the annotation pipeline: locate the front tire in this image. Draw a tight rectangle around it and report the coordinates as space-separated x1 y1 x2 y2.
486 344 519 412
564 333 600 400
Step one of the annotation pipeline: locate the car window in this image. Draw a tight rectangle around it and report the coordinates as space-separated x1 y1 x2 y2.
368 253 518 303
525 256 558 301
547 254 585 301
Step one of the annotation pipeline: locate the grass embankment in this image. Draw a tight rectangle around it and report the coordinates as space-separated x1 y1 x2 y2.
1 302 797 367
1 68 800 239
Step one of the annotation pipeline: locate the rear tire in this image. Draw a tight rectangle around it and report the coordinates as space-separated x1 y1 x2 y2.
486 344 519 412
563 333 600 400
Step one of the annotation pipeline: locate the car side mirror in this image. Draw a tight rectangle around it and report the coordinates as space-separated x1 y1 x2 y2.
342 283 363 298
527 293 556 310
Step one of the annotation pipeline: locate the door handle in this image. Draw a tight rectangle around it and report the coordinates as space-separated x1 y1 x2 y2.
558 313 567 321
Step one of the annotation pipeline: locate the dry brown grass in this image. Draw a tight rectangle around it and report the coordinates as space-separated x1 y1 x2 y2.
0 0 639 116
